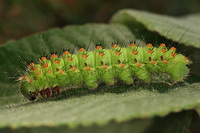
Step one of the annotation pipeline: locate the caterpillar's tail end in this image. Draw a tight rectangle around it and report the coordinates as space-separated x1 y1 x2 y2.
52 86 60 95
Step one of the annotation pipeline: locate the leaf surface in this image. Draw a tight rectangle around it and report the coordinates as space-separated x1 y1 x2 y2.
110 9 200 48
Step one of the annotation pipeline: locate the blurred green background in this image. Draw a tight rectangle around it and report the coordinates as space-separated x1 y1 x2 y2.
0 0 200 45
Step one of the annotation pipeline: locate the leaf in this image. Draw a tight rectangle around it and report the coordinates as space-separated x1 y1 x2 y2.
0 24 199 129
110 9 200 48
0 111 192 133
188 111 200 132
195 105 200 116
0 82 199 129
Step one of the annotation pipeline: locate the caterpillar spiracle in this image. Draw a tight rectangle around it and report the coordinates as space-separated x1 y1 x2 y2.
18 42 190 101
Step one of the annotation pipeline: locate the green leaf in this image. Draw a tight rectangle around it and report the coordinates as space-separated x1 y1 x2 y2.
188 111 200 132
0 24 199 130
195 105 200 116
0 82 199 129
110 9 200 48
0 111 192 133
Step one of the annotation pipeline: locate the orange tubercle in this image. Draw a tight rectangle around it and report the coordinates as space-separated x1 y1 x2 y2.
160 43 166 47
51 54 57 58
132 51 137 55
170 47 176 51
112 44 118 48
96 46 102 49
103 65 107 69
79 48 85 52
29 62 34 68
121 63 125 68
86 66 91 71
29 79 33 83
163 60 168 64
47 70 51 74
82 54 87 58
171 52 176 57
32 67 37 71
64 51 70 55
99 52 104 57
184 56 191 64
54 60 60 64
151 60 156 64
67 57 72 61
115 51 120 56
43 63 48 68
21 76 27 80
161 49 166 53
59 70 63 74
148 50 153 54
137 62 141 67
72 67 76 71
130 43 135 47
41 57 47 60
184 57 187 60
147 43 153 47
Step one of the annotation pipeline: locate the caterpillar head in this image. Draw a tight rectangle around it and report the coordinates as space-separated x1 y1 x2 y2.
20 81 38 101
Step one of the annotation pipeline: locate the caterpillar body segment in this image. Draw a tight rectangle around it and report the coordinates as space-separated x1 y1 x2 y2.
19 43 190 101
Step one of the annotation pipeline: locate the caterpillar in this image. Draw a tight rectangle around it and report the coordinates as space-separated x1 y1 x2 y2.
19 42 190 101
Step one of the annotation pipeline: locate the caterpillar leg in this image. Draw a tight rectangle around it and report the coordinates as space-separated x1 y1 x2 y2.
135 67 151 82
85 77 98 89
167 63 188 82
45 88 51 98
40 88 51 99
40 86 60 99
52 86 60 95
40 89 46 99
118 69 133 84
101 72 115 85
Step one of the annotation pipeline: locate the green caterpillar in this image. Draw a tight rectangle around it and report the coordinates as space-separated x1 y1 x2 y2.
19 42 190 101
